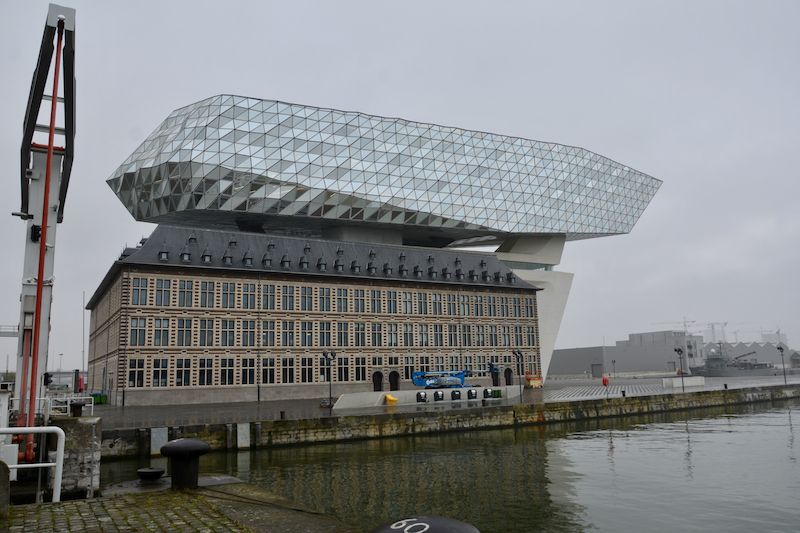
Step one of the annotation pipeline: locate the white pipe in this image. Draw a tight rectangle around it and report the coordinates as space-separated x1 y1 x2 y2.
0 426 65 502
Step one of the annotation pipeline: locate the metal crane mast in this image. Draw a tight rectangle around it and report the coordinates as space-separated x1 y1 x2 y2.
12 3 75 462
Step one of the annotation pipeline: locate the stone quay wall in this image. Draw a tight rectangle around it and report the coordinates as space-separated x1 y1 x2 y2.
100 384 800 458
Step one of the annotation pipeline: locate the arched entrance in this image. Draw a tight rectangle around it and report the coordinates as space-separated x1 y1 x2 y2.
372 371 384 392
389 371 400 391
504 368 513 385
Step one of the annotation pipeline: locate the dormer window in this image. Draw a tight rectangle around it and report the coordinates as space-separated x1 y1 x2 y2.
428 266 437 279
158 242 168 261
454 257 462 268
304 243 312 254
202 247 212 264
336 246 344 257
351 260 361 273
267 240 275 251
469 269 479 282
383 263 393 275
427 255 435 264
399 252 406 262
300 256 309 270
229 237 237 248
188 232 197 244
480 259 487 269
243 250 253 267
317 257 327 271
399 263 408 277
334 258 344 272
414 266 423 278
494 271 503 282
368 261 377 275
441 267 451 280
506 272 517 284
181 252 191 263
369 249 376 260
456 268 465 281
223 253 233 265
281 254 291 268
262 254 272 267
482 271 491 282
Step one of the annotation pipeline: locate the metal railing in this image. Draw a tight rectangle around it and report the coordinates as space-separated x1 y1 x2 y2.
10 397 52 417
49 395 94 416
0 426 65 501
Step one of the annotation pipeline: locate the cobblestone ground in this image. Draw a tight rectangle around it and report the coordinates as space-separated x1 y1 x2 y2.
3 491 253 533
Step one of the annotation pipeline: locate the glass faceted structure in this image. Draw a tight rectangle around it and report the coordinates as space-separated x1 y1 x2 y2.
107 95 661 246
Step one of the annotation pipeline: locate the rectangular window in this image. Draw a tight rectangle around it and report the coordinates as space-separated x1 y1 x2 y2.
474 296 483 316
386 291 398 313
282 285 294 311
404 357 414 380
447 294 457 316
301 357 314 383
199 359 214 386
262 284 275 310
435 356 445 372
403 324 414 347
320 322 331 346
178 280 193 307
220 358 234 385
131 278 147 305
371 323 382 346
199 319 213 347
402 292 413 314
462 325 472 347
221 320 235 346
337 322 349 346
155 279 170 306
242 358 256 384
176 359 191 386
371 290 381 313
418 324 429 346
515 326 523 347
282 321 294 347
489 325 498 347
432 294 442 315
130 318 145 346
128 359 144 387
154 318 169 347
354 323 366 346
355 357 366 381
354 290 365 313
502 325 511 346
433 325 443 347
420 356 430 372
487 296 496 317
200 281 214 308
243 320 256 346
387 324 398 346
417 293 428 315
243 284 256 309
513 297 522 318
337 289 348 313
262 358 276 384
476 325 485 346
177 319 191 347
525 297 535 318
319 357 331 383
301 321 313 346
389 356 399 366
153 358 168 387
222 282 235 308
527 326 536 347
500 297 509 317
262 321 275 347
337 357 349 382
300 286 313 311
372 356 383 366
448 325 458 347
460 295 470 316
282 358 295 383
319 288 331 312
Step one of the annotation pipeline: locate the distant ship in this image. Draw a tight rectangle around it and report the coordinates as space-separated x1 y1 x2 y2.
690 345 775 377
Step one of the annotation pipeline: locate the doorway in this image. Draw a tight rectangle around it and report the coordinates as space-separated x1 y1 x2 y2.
389 371 400 391
372 371 384 391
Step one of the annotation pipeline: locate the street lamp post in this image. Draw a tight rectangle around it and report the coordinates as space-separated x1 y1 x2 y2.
322 350 336 414
612 359 616 377
777 346 786 385
674 348 685 392
512 350 524 403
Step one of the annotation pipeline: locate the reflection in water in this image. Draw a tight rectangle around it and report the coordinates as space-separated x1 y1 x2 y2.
101 399 800 533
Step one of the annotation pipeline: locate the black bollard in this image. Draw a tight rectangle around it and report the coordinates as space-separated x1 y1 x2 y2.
70 401 85 417
370 516 480 533
160 438 211 490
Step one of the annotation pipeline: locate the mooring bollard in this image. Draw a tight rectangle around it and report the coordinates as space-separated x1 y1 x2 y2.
70 401 84 417
370 516 481 533
160 438 211 490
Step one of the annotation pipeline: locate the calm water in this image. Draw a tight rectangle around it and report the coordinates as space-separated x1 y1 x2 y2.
103 400 800 532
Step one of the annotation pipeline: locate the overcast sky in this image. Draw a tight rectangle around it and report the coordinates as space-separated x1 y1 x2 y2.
1 0 798 372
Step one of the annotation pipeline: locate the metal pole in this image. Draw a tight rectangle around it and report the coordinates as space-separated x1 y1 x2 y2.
778 346 786 385
674 348 685 392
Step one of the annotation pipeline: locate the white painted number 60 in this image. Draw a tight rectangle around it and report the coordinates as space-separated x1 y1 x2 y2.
390 518 431 533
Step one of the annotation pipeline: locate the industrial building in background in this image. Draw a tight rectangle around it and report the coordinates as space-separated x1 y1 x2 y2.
87 95 661 405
